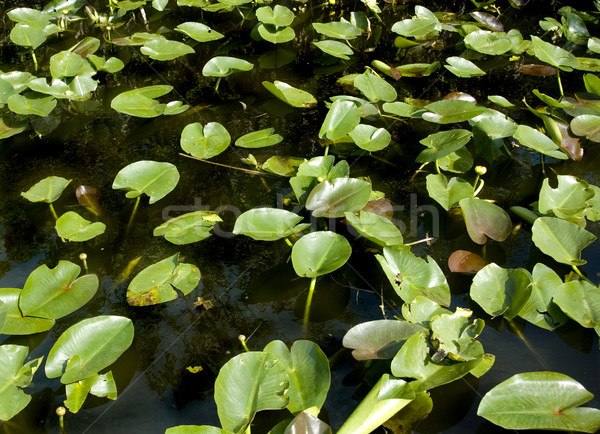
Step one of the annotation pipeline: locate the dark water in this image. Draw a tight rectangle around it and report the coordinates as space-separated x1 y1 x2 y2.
1 1 600 433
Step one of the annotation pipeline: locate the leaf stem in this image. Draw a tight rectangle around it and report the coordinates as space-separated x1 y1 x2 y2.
324 143 329 156
215 77 222 93
302 276 318 330
572 265 593 284
556 69 564 97
49 203 58 220
127 196 141 233
284 238 293 248
31 50 38 71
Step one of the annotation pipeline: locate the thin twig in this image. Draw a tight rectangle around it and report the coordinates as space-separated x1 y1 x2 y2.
178 153 283 177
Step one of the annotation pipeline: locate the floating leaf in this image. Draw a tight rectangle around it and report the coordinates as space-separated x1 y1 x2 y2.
257 24 295 44
345 210 403 246
448 250 485 274
111 85 188 118
297 156 335 179
570 115 600 142
319 100 361 140
444 57 486 78
391 7 440 38
416 129 472 162
154 211 221 244
422 100 485 124
554 280 600 330
166 426 228 434
262 80 317 108
256 5 294 27
513 125 568 159
45 315 134 384
181 122 231 159
50 51 84 79
202 56 253 77
401 296 453 329
470 263 532 320
113 160 179 204
531 36 579 71
21 176 71 203
64 371 117 413
312 40 353 60
394 62 439 77
430 309 485 361
376 246 450 306
459 198 512 244
10 23 47 49
126 253 201 306
348 124 391 152
262 156 304 176
343 320 424 360
538 175 594 219
470 11 504 31
141 39 195 61
76 185 102 216
0 288 55 335
55 211 105 242
519 64 557 76
305 178 371 218
7 92 56 117
235 128 282 148
531 217 596 265
464 30 512 55
175 22 224 42
478 372 600 432
0 345 43 421
233 208 309 241
263 340 330 413
353 70 397 103
470 109 518 139
214 351 288 433
312 21 361 40
291 231 352 278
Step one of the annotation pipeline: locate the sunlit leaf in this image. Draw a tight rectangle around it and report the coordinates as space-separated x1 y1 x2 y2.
459 198 512 244
343 320 424 360
422 100 485 124
21 176 71 203
531 217 596 265
0 345 43 421
291 231 352 278
141 39 195 61
235 128 282 148
175 22 224 42
312 21 361 40
416 129 472 162
202 56 253 77
312 40 353 60
154 211 221 244
444 57 485 78
305 178 371 218
181 122 231 159
233 208 309 241
345 210 403 246
554 280 600 330
464 30 512 55
513 125 568 159
262 81 317 108
112 160 179 204
319 100 360 140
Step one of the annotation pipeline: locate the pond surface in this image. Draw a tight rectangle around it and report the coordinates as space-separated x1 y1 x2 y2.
1 0 600 433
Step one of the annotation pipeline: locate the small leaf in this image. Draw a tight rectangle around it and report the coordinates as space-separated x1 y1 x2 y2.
262 81 317 108
235 128 282 148
21 176 71 203
531 36 579 71
312 21 361 40
202 56 253 77
342 320 424 360
312 40 353 60
140 39 195 61
154 211 221 244
448 250 485 274
348 124 391 152
233 208 309 241
416 129 472 162
305 178 371 218
291 231 352 278
444 56 486 78
554 280 600 330
344 210 403 246
464 30 512 55
422 100 485 124
319 100 361 140
181 122 231 159
0 345 43 421
175 22 224 42
459 198 512 244
55 211 106 242
353 70 397 103
7 92 56 117
570 115 600 142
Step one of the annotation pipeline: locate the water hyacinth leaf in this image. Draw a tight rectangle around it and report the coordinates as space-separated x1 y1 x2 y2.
111 85 185 118
262 81 316 108
305 178 371 218
256 5 294 27
464 31 512 55
531 36 579 71
459 198 512 244
50 51 84 78
477 372 600 432
538 175 594 219
21 176 71 203
175 22 224 42
181 122 231 159
141 40 195 61
353 70 397 102
126 253 201 306
376 246 450 306
422 100 485 124
416 129 472 162
312 40 353 60
291 231 352 278
344 210 403 246
342 320 424 360
513 125 568 159
214 351 288 433
45 316 133 384
554 280 600 330
444 57 486 78
263 340 330 413
570 115 600 142
390 332 481 392
262 156 304 177
7 93 56 117
448 250 485 274
319 100 360 140
312 21 361 40
430 309 485 361
0 289 55 335
154 211 222 244
112 160 179 204
19 260 98 320
0 345 44 421
257 25 295 44
470 264 531 320
55 211 106 242
235 128 282 148
348 124 391 152
65 371 117 413
518 263 568 330
233 208 309 241
531 217 596 265
202 56 253 77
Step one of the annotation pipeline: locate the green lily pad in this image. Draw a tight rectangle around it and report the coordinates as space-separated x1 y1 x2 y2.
50 51 84 79
444 56 486 78
256 5 294 27
469 109 518 139
262 156 304 177
513 125 568 159
64 371 117 413
319 99 361 141
464 30 512 55
531 217 596 265
395 62 439 77
478 372 600 432
312 21 361 40
55 211 106 242
430 309 485 361
344 210 403 246
111 85 188 118
45 315 134 384
262 81 317 108
297 156 335 179
531 36 579 71
202 56 253 77
235 128 282 148
422 100 485 124
416 129 472 162
353 70 397 102
291 231 351 278
538 175 594 219
348 124 391 152
154 211 222 244
257 24 295 44
0 288 55 335
181 122 231 159
426 174 474 210
391 6 440 38
570 115 600 142
312 40 353 60
553 280 600 330
141 39 195 61
459 198 512 244
0 345 44 421
10 23 48 49
21 176 71 203
175 22 224 42
112 160 179 204
126 253 201 306
233 208 309 241
470 263 532 320
8 92 56 117
305 178 371 218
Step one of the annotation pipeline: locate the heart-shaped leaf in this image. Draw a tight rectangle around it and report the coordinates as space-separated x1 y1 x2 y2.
202 56 253 77
313 40 353 60
464 30 512 55
553 280 600 330
531 36 579 71
112 160 179 204
353 70 397 103
111 85 188 118
447 250 485 274
417 129 472 163
513 125 568 159
531 217 596 265
312 21 361 40
181 122 231 159
348 124 391 152
175 22 224 42
422 100 486 124
0 288 55 334
262 81 317 108
444 56 486 77
291 231 351 278
256 5 294 27
235 128 282 148
538 175 594 219
305 178 371 218
426 174 474 211
319 100 361 140
154 211 221 245
21 176 71 203
459 198 512 244
45 315 134 384
344 210 403 246
141 39 195 61
570 115 600 142
55 211 106 242
343 320 424 360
